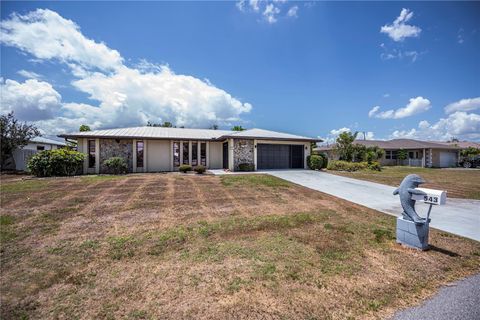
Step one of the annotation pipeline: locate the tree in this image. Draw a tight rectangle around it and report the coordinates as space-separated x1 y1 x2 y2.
397 149 408 164
79 124 91 132
334 131 358 161
147 121 174 127
231 125 246 131
0 112 40 170
460 147 480 158
210 124 219 130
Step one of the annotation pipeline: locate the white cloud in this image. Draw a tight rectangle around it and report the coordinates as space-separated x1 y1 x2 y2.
0 9 253 134
390 111 480 141
263 4 281 24
457 28 464 44
17 69 42 80
380 43 421 63
287 6 298 18
236 0 246 12
444 97 480 114
329 127 351 136
368 106 380 118
0 9 123 72
0 78 62 121
380 8 421 42
249 0 260 12
369 97 431 119
383 93 390 98
236 1 302 23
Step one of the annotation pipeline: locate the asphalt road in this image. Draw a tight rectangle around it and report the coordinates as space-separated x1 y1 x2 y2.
391 273 480 320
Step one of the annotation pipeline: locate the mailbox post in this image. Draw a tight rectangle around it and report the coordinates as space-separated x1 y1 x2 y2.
393 175 447 250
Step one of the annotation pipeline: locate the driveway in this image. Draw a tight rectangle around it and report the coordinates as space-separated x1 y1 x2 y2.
263 170 480 241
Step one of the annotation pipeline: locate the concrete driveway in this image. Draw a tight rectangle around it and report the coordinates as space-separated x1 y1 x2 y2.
263 170 480 241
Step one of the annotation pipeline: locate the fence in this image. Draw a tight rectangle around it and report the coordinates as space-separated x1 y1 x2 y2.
398 159 423 167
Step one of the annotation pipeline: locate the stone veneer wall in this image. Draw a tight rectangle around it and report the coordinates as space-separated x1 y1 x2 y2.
99 139 133 173
233 139 254 171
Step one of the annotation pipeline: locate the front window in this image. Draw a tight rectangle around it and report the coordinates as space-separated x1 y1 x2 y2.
200 142 206 166
173 141 180 167
191 142 198 166
36 146 45 151
88 140 95 168
136 141 144 168
182 142 189 165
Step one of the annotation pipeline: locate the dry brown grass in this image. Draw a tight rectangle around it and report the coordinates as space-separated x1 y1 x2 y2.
330 166 480 200
1 173 479 320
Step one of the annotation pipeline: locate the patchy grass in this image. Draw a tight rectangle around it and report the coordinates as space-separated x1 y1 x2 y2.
330 166 480 199
220 174 292 188
0 179 48 193
0 173 479 319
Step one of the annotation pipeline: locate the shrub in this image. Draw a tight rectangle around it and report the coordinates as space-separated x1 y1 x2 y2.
327 160 368 172
103 156 128 174
307 155 323 170
27 149 85 177
317 153 328 169
238 163 255 171
194 165 206 174
179 164 192 173
367 161 382 171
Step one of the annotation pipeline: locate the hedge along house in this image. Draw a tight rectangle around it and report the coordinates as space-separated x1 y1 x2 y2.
59 127 321 174
315 139 462 168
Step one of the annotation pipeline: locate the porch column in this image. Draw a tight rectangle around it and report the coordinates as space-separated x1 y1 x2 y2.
228 138 234 171
95 138 100 174
143 140 148 172
132 139 137 173
179 141 183 165
253 139 258 171
206 142 210 168
422 148 426 168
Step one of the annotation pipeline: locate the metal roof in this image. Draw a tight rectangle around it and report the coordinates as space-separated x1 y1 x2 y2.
59 126 320 142
315 139 462 150
31 136 67 146
225 128 319 141
59 127 231 140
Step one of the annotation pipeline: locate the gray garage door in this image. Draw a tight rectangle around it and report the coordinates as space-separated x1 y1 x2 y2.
257 144 304 169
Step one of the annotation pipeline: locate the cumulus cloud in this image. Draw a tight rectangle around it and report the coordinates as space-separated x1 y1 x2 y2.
390 111 480 141
444 97 480 114
263 4 281 24
0 78 62 121
1 9 123 72
380 8 421 42
368 97 431 119
0 9 252 134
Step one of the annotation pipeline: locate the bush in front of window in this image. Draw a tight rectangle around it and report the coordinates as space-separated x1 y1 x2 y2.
194 165 206 174
179 164 192 173
238 163 254 171
103 157 128 174
307 155 324 170
27 149 85 177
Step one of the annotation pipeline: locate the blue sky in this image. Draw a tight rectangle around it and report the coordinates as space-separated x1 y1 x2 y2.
1 1 479 142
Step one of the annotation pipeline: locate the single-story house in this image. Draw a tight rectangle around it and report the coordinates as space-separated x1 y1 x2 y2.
315 139 462 168
12 137 67 171
59 127 321 174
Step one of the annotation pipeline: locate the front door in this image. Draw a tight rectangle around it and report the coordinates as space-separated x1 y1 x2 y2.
222 142 228 169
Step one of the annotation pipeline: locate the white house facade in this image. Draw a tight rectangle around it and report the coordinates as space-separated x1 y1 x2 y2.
59 127 320 174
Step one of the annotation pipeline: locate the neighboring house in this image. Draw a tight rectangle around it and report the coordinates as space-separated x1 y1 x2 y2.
59 127 320 174
315 139 462 168
12 137 67 171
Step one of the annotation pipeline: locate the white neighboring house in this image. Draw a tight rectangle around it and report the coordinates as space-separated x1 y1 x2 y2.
13 137 67 171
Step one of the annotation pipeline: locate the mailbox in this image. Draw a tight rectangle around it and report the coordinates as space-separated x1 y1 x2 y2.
411 188 447 205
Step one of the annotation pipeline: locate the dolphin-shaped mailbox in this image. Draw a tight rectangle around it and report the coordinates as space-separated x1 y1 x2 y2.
393 174 428 224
